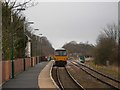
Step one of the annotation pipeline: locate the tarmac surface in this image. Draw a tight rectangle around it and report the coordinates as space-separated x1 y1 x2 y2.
2 61 48 89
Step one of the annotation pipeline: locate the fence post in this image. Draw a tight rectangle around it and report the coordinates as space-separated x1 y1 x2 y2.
31 57 33 67
23 58 25 71
39 56 40 63
36 57 37 64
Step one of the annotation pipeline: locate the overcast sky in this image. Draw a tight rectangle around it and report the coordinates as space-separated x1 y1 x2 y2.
24 1 118 48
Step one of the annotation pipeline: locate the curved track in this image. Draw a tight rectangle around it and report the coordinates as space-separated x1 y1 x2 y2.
52 66 85 90
71 61 120 90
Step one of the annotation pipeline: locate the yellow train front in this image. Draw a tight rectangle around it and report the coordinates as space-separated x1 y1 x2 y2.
54 48 68 66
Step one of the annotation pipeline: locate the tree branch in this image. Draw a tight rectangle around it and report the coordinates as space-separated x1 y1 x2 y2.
10 0 17 9
13 0 32 8
7 0 11 5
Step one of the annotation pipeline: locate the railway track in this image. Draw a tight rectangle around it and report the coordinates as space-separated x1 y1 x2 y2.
71 61 120 90
52 66 85 90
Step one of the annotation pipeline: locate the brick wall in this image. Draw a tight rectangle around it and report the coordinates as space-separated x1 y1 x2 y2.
25 58 31 70
14 59 24 75
2 61 11 83
2 57 39 84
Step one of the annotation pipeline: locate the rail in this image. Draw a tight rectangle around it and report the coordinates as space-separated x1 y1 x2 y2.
71 61 120 90
53 66 85 90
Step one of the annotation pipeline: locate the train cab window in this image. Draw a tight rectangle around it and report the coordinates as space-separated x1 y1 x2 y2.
55 52 59 56
55 50 67 56
62 51 67 56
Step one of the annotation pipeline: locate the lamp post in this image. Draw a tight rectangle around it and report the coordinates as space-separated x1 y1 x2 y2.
23 20 35 70
11 8 25 79
24 22 34 67
39 34 43 62
11 10 14 79
34 29 39 57
28 22 34 25
17 8 26 71
31 29 39 63
25 22 34 58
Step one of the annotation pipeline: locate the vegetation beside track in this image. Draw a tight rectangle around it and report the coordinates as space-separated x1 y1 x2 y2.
85 60 120 80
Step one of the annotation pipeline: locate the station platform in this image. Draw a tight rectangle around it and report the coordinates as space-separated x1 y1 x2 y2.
2 62 49 89
38 60 59 89
2 60 59 90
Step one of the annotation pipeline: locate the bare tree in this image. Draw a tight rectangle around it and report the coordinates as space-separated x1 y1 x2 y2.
2 0 38 59
95 23 118 65
3 0 38 10
102 23 118 42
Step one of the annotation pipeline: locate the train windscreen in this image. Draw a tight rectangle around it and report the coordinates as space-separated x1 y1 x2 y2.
55 50 67 56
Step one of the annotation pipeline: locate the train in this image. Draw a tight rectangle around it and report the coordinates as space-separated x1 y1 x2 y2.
54 48 68 66
79 55 85 63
